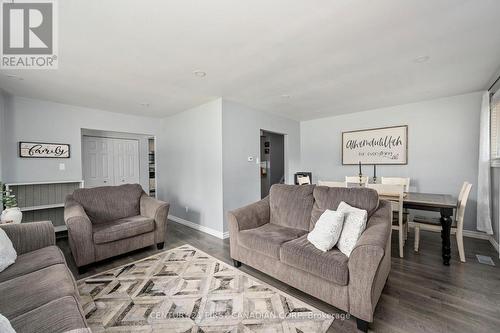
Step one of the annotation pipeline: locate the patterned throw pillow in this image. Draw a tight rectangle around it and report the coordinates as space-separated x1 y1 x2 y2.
307 209 345 252
336 201 368 257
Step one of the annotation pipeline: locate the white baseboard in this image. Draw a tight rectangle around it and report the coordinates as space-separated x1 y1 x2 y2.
489 235 499 254
461 230 492 240
409 224 492 240
169 215 229 240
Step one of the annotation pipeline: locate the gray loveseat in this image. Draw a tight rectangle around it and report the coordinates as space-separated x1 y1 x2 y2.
64 184 169 270
0 221 90 333
228 184 391 332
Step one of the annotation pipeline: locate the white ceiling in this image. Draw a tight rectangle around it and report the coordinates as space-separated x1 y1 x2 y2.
1 0 500 120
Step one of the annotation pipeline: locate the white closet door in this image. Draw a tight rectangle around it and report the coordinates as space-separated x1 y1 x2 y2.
82 136 114 187
113 138 140 185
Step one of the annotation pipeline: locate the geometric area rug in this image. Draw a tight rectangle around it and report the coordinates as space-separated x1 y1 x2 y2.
78 244 334 332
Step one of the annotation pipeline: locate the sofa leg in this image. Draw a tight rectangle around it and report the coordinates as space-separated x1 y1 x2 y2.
157 242 165 250
78 265 88 275
233 259 242 268
356 318 369 332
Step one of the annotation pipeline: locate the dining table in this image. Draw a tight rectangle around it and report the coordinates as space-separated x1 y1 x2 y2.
403 192 457 266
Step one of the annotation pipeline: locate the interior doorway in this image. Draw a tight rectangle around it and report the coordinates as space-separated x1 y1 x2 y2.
260 130 285 198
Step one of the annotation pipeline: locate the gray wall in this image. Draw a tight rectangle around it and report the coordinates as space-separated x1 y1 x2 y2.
158 99 224 234
222 100 301 232
81 129 153 192
2 96 162 190
301 92 482 232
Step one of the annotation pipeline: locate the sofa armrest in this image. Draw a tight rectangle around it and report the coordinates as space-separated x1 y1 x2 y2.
348 200 392 322
227 197 270 261
227 196 270 232
140 193 169 244
64 195 95 267
0 221 55 255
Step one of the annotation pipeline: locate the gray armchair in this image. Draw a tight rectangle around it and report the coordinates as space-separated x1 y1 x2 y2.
64 184 169 269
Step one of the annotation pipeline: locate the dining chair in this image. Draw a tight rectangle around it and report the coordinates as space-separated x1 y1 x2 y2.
318 180 346 187
413 182 472 262
367 183 406 258
297 175 311 185
381 177 411 239
381 177 410 192
345 176 369 186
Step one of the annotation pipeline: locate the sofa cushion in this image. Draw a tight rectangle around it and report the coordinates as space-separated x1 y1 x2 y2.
72 183 144 224
238 223 307 259
93 215 154 244
280 235 349 285
311 186 379 229
11 296 87 333
0 264 77 319
269 184 315 231
0 246 65 283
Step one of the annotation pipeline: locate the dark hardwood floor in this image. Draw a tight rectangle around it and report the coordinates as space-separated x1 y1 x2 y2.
57 221 500 333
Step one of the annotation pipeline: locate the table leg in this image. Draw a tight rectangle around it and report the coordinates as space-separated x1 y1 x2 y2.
440 213 453 266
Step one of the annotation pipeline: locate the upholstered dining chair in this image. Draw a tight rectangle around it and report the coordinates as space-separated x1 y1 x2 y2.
368 183 406 258
413 182 472 262
345 176 369 186
317 180 346 187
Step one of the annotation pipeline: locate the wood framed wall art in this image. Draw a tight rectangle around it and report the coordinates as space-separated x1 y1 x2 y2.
19 141 71 158
342 125 408 165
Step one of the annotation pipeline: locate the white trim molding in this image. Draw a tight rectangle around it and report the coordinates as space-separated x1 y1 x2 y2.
461 230 498 256
489 236 499 255
461 230 492 240
168 215 229 239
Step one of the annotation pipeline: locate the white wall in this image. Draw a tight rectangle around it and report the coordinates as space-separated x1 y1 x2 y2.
222 100 301 232
2 96 162 189
301 92 482 232
158 99 224 235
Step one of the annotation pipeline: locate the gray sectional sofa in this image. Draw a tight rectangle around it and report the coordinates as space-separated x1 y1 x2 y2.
0 221 90 333
228 184 392 332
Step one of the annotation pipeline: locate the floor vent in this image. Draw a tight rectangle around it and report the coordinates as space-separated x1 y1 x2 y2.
476 254 495 266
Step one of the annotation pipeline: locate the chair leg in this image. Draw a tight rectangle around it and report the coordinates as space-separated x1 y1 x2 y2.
399 226 404 258
401 211 407 241
456 230 466 262
414 226 420 252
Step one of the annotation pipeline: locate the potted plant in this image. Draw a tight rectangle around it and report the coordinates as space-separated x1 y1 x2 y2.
0 182 22 224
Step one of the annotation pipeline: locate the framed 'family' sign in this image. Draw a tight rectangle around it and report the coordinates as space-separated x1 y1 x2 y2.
19 142 71 158
342 125 408 165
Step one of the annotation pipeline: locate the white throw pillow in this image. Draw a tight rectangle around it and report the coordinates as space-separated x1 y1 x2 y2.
0 313 16 333
307 209 345 252
0 228 17 273
336 201 368 257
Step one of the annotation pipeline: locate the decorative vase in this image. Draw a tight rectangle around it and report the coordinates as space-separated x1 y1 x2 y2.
1 207 23 224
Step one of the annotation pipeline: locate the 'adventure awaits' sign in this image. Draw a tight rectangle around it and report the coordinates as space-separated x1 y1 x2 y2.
19 142 70 158
342 126 407 165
